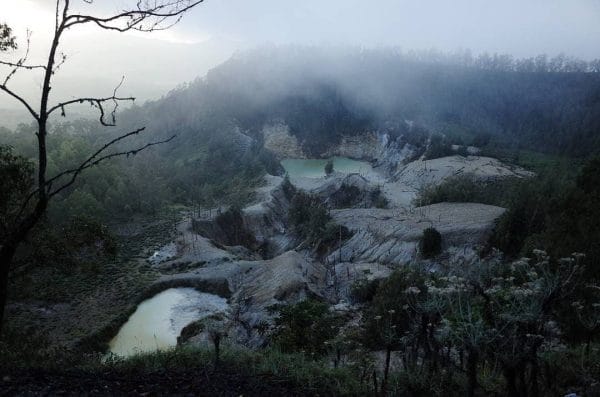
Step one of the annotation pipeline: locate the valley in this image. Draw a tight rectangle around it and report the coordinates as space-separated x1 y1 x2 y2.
1 42 600 396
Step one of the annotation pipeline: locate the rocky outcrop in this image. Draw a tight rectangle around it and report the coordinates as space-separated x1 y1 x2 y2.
323 132 380 159
160 250 326 347
262 122 305 159
328 262 393 303
394 155 533 192
192 208 258 251
242 175 295 257
313 173 386 208
379 155 534 208
324 131 418 175
326 203 505 266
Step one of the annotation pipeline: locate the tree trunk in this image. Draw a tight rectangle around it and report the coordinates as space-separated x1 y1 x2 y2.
530 360 539 397
213 336 221 367
0 244 17 338
504 366 518 397
518 365 528 397
372 370 378 395
382 346 392 396
467 349 478 397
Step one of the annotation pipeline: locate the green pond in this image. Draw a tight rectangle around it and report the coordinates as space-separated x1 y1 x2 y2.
281 156 372 178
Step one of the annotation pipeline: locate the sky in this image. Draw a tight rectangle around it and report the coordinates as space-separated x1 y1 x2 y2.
1 0 600 113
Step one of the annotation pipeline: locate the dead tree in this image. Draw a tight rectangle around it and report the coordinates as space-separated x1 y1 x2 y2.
0 0 204 335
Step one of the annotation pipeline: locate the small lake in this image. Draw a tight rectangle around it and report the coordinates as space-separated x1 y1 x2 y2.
281 156 372 178
108 288 229 357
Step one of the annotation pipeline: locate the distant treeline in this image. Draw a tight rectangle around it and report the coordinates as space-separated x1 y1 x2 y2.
383 48 600 73
166 47 600 158
2 47 600 224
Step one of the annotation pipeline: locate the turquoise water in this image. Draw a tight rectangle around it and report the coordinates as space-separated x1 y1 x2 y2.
281 157 372 178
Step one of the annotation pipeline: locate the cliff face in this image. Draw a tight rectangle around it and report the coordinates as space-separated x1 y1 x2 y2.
262 122 305 160
262 122 418 178
327 203 505 266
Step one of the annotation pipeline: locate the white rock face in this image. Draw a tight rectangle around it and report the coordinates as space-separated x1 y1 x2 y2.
148 243 178 265
327 203 505 266
329 262 393 303
323 132 380 159
381 155 534 207
155 250 326 347
141 150 528 351
243 174 294 257
395 155 533 191
262 122 305 159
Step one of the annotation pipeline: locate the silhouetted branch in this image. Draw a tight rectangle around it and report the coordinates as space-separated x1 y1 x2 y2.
14 127 175 220
1 30 36 85
0 60 46 70
0 84 39 120
48 134 176 198
48 77 134 125
64 0 204 32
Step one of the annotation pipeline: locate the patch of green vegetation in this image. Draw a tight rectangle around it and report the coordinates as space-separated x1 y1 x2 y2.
289 191 351 250
270 299 344 356
417 174 522 207
419 227 442 259
0 342 371 396
324 159 334 175
480 147 579 173
424 134 454 160
349 278 381 304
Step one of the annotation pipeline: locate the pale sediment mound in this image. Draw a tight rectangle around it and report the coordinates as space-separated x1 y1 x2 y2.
327 202 505 265
381 155 533 207
395 155 533 190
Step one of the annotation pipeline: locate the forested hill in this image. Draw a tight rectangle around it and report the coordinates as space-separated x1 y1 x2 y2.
141 47 600 157
2 47 600 222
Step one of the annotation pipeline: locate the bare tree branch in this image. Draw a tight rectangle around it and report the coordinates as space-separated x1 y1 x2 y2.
64 0 204 32
0 84 40 120
14 127 174 221
0 0 204 333
48 77 134 126
0 60 46 70
48 134 176 198
1 30 36 85
47 126 147 187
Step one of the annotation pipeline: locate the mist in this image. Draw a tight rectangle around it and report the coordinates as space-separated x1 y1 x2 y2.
1 0 599 113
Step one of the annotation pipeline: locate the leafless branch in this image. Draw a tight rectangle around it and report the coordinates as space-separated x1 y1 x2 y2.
64 0 204 32
1 30 39 85
0 60 46 70
0 84 40 120
47 126 147 187
52 52 68 74
48 76 134 125
14 127 174 220
48 134 176 198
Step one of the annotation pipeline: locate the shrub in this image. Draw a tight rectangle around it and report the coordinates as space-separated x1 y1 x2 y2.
271 299 342 356
324 159 334 175
370 187 389 209
416 175 521 207
289 192 330 242
419 227 442 258
424 134 454 160
281 173 296 199
350 278 381 304
331 183 363 208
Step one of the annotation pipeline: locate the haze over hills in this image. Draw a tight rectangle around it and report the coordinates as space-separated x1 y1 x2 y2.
2 4 600 395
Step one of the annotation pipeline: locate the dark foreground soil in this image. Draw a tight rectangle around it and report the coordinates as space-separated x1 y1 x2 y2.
0 367 314 397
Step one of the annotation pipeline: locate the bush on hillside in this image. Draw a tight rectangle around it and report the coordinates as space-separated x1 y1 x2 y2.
419 227 442 258
324 159 334 175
